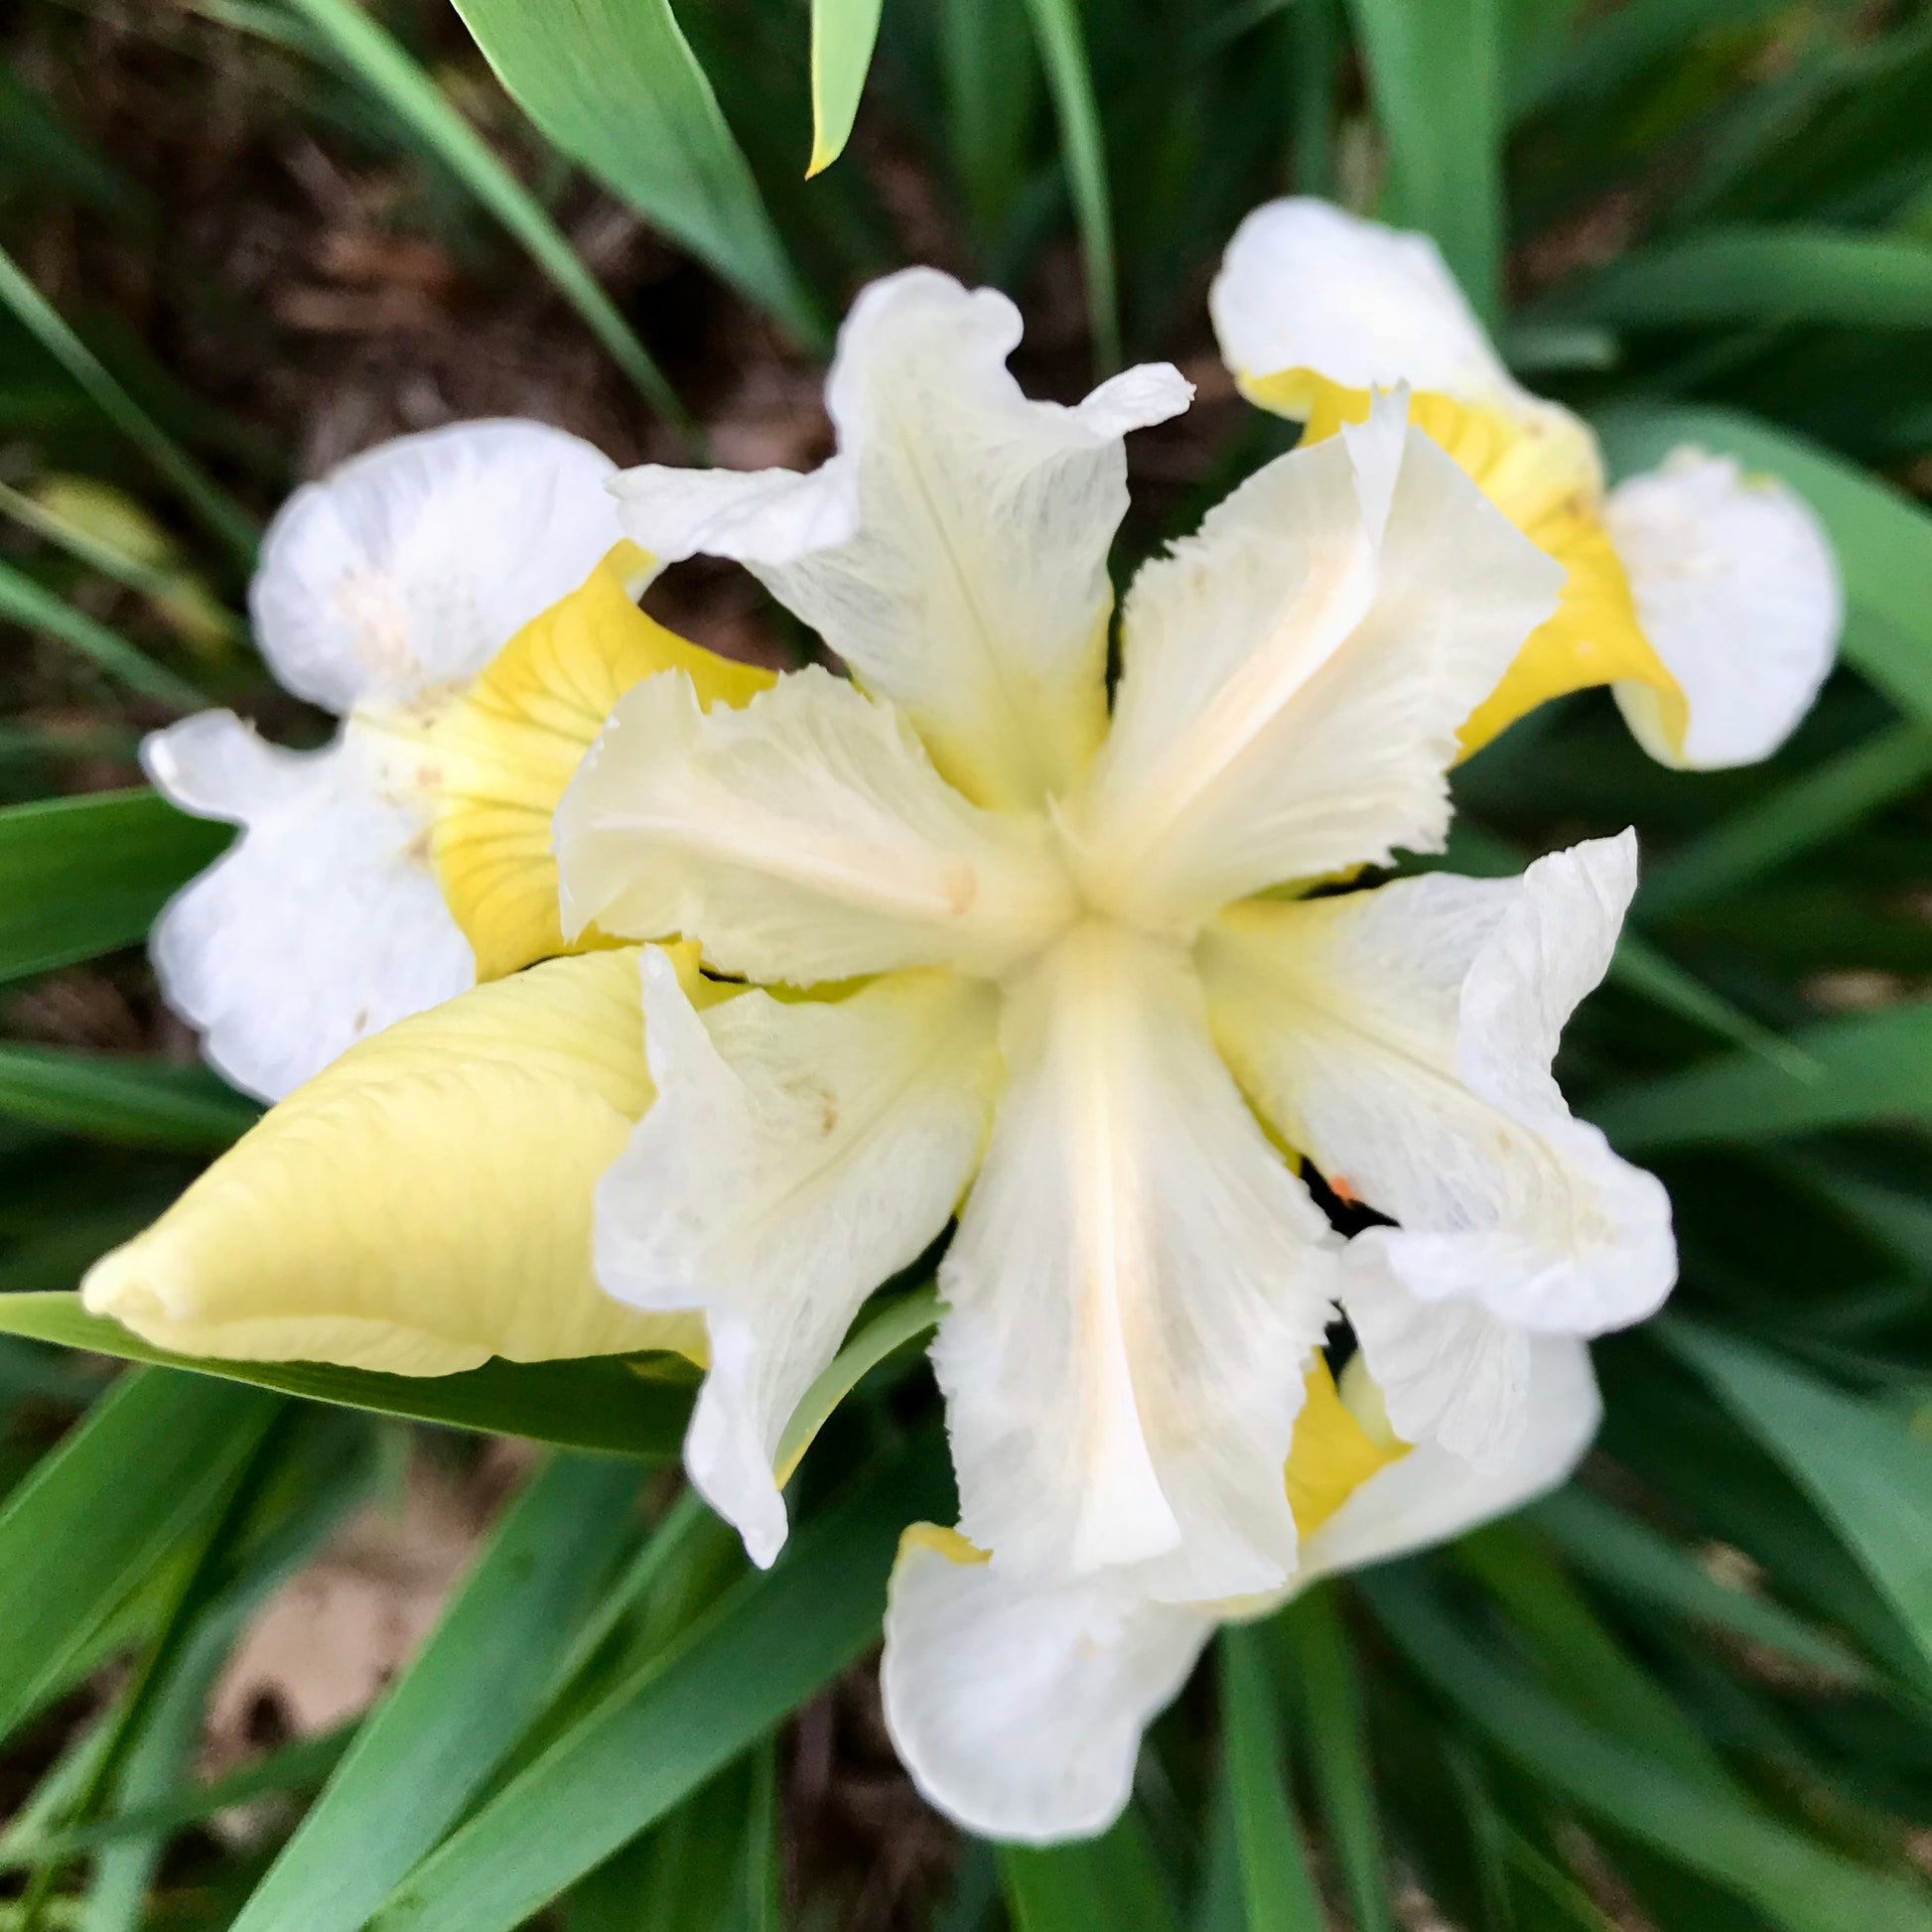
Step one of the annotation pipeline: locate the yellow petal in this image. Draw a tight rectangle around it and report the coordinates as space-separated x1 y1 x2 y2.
1266 370 1689 760
81 947 707 1375
427 544 774 980
1284 1356 1408 1539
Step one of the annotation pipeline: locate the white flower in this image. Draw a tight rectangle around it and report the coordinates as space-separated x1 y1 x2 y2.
144 419 769 1101
1211 198 1843 770
556 267 1676 1617
882 1335 1601 1841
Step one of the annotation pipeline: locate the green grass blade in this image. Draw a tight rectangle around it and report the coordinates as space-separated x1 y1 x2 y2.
364 1436 953 1932
0 246 256 565
808 0 885 179
999 1807 1183 1932
448 0 822 346
0 1369 280 1745
1546 226 1932 329
229 1454 642 1932
0 789 228 985
0 1294 695 1457
1363 1569 1932 1932
772 1284 938 1484
282 0 688 431
1020 0 1119 372
940 0 1039 250
1280 1591 1393 1932
1344 0 1503 321
1 1728 352 1868
1529 1487 1872 1686
1290 0 1340 197
1642 723 1932 917
0 560 207 711
1456 1523 1726 1785
0 1046 258 1149
1593 403 1932 730
1594 997 1932 1150
1661 1322 1932 1682
1217 1622 1322 1932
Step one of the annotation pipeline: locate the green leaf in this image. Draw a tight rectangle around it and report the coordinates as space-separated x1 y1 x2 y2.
1641 723 1932 917
999 1807 1182 1932
0 244 256 565
1456 1522 1727 1786
1345 0 1503 320
1592 403 1932 731
1593 998 1932 1150
0 788 228 985
1661 1323 1932 1683
1020 0 1119 372
364 1437 952 1932
447 0 821 345
282 0 687 430
0 559 207 711
0 1045 259 1150
808 0 885 179
0 1368 280 1744
1363 1569 1932 1932
1217 1622 1322 1932
0 1294 694 1457
1529 1486 1873 1686
1547 226 1932 329
772 1284 938 1484
229 1453 643 1932
939 0 1040 247
1281 1591 1393 1932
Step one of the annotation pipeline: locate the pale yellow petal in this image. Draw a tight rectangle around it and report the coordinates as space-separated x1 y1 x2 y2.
81 948 705 1375
426 545 773 980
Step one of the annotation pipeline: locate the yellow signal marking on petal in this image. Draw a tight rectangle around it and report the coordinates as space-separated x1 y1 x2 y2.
1243 366 1689 760
1284 1356 1408 1538
427 544 775 980
898 1522 992 1567
81 947 708 1377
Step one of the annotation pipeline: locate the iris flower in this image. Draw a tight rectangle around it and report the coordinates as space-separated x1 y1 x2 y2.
85 265 1712 1841
1212 199 1842 769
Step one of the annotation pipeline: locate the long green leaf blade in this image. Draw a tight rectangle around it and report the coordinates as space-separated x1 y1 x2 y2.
1641 723 1932 917
0 789 227 985
448 0 820 345
999 1809 1182 1932
365 1439 952 1932
1219 1621 1322 1932
283 0 687 428
1020 0 1120 372
0 1293 694 1455
0 1045 258 1149
0 560 207 711
1345 0 1503 320
1281 1592 1393 1932
229 1454 642 1932
0 245 256 564
1661 1323 1932 1681
1363 1570 1932 1932
0 1369 279 1743
808 0 885 178
1594 998 1932 1150
1549 227 1932 329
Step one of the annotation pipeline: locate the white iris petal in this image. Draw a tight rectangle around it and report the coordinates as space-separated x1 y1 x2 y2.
150 420 624 1097
595 950 1002 1567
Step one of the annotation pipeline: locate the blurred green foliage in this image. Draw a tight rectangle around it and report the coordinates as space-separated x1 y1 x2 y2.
3 0 1932 1926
